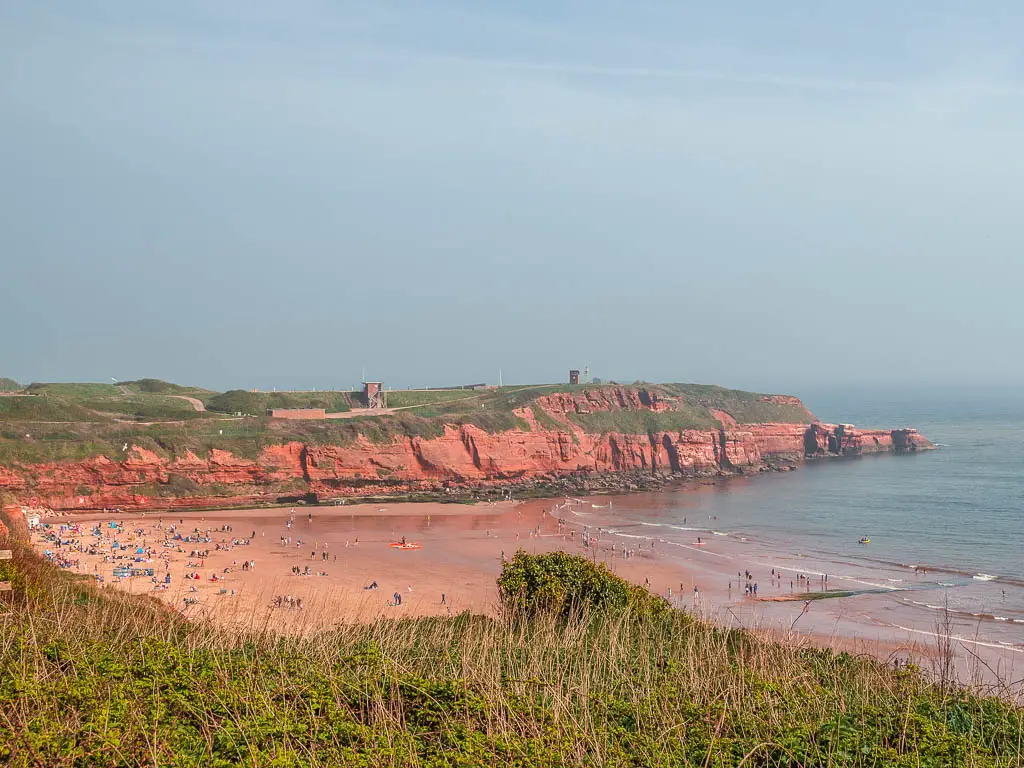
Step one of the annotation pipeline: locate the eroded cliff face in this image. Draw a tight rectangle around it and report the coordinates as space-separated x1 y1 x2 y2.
0 387 931 511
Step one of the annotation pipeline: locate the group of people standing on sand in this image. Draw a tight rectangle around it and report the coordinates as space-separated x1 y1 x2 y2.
273 595 303 610
725 568 832 598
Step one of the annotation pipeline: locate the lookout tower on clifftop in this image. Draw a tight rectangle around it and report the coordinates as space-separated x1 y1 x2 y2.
364 381 385 409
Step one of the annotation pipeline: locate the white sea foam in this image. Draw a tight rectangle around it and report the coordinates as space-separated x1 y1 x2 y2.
887 624 1024 653
973 573 998 581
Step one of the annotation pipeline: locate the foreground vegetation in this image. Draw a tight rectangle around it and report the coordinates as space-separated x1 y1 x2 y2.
0 512 1020 767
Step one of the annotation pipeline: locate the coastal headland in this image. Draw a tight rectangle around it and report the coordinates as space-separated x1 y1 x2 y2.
0 378 931 513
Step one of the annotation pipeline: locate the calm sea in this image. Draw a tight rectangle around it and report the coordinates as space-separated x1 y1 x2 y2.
591 386 1024 655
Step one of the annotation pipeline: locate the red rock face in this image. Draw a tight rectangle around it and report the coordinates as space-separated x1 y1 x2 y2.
0 391 932 512
803 423 930 456
535 388 675 415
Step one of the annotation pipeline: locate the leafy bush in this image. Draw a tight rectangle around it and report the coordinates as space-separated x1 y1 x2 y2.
497 550 670 620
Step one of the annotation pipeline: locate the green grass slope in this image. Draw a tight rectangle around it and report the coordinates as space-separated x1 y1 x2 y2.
206 389 355 415
660 383 816 423
0 377 21 392
120 378 212 396
0 525 1018 767
0 395 98 422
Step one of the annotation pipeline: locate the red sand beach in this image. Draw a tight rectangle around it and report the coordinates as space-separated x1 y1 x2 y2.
32 499 694 628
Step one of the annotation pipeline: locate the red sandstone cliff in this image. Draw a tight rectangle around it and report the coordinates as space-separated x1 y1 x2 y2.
0 387 932 512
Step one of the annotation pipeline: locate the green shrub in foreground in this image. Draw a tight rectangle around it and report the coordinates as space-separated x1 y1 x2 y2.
497 549 671 620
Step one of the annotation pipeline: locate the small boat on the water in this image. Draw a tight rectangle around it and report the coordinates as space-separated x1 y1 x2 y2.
858 537 870 545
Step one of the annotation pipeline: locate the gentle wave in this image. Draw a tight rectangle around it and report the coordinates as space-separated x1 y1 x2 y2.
885 623 1024 653
634 522 1023 589
899 597 1024 625
851 553 1024 588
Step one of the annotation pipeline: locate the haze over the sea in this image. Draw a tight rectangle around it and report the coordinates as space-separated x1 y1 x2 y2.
3 2 1023 391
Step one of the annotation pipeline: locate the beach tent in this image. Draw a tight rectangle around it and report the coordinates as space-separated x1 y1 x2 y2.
112 541 120 550
136 547 144 554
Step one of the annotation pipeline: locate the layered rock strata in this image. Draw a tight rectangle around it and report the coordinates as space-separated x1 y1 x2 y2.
0 389 931 512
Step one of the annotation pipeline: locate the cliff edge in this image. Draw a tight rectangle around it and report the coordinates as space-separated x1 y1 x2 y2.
0 382 931 512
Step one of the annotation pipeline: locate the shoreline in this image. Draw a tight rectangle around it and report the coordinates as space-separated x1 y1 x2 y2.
29 485 1022 697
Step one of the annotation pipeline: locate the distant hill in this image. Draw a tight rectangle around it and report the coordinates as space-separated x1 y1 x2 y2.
0 377 21 392
120 378 212 395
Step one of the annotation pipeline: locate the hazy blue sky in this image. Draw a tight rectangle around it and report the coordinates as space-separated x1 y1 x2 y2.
2 2 1023 393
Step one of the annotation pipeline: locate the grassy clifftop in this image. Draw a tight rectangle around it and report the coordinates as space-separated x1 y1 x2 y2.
0 521 1018 767
0 379 814 467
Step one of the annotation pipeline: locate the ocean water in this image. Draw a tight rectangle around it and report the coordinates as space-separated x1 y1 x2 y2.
586 386 1024 658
